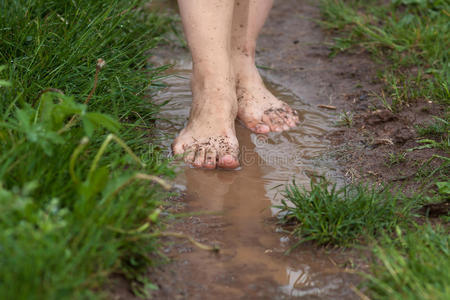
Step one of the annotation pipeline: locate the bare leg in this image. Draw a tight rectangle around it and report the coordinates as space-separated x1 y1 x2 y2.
231 0 299 133
172 0 239 169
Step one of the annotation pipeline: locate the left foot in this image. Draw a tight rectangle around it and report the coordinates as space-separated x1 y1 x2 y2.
233 57 299 133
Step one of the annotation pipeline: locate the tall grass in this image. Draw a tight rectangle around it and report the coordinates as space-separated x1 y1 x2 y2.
319 0 450 111
0 0 175 298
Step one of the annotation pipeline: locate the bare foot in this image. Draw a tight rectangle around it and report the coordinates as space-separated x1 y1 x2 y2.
233 57 299 133
172 75 240 169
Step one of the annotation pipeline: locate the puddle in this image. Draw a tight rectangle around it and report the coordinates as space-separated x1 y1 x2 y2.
148 48 356 299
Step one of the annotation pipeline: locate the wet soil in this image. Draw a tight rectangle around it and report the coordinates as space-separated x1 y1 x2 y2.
252 0 447 194
143 57 361 299
112 0 447 298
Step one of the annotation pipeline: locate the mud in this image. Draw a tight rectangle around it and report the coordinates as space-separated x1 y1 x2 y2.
112 0 446 298
146 58 359 299
252 0 447 192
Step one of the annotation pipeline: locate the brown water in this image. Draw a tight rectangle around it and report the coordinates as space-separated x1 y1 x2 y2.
148 49 357 299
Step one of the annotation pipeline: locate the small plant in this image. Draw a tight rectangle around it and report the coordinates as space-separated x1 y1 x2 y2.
276 179 417 247
417 138 450 152
386 151 407 166
336 111 354 127
374 89 394 113
436 181 450 197
413 155 450 184
366 225 450 300
416 115 449 138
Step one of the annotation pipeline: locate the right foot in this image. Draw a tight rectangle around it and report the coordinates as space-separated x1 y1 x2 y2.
172 75 240 169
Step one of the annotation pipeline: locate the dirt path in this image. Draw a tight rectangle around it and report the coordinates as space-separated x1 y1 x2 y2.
112 0 418 299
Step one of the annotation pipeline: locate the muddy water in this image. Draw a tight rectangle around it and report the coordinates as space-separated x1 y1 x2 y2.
149 49 356 299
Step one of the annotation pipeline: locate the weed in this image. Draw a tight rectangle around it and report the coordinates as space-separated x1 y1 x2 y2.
386 151 407 166
417 138 450 152
336 111 354 127
276 179 417 247
416 115 449 137
436 181 450 197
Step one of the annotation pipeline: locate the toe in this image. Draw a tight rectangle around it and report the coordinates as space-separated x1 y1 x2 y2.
262 114 278 131
286 117 296 127
280 105 299 127
254 123 270 133
172 140 184 156
203 148 217 169
270 115 284 131
193 147 206 168
184 147 196 165
275 111 291 130
217 153 239 169
292 111 300 123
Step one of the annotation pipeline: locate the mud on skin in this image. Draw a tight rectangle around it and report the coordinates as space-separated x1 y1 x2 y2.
172 0 301 169
179 136 240 169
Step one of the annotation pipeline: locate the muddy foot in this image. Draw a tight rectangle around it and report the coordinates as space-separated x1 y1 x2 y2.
172 76 240 169
233 58 299 133
237 84 299 133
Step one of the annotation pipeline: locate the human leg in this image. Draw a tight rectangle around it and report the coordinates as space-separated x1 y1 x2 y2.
172 0 239 169
231 0 299 133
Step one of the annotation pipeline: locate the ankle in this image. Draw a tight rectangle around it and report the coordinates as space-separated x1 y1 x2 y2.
189 72 238 120
192 69 235 91
231 54 261 84
233 64 262 88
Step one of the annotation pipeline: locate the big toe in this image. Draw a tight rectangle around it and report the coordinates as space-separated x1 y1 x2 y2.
218 154 240 169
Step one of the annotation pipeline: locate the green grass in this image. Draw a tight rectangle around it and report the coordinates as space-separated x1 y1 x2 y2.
416 115 449 137
277 180 449 298
276 180 417 246
318 0 450 111
0 0 175 298
386 151 407 166
415 114 450 152
366 225 450 300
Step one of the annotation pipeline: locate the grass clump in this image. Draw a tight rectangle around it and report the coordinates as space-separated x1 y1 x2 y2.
416 115 449 137
318 0 450 111
276 180 416 246
0 0 175 298
366 225 450 300
415 115 450 152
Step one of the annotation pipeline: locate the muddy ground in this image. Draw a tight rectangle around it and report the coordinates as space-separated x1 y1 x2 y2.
111 0 446 299
253 0 446 191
